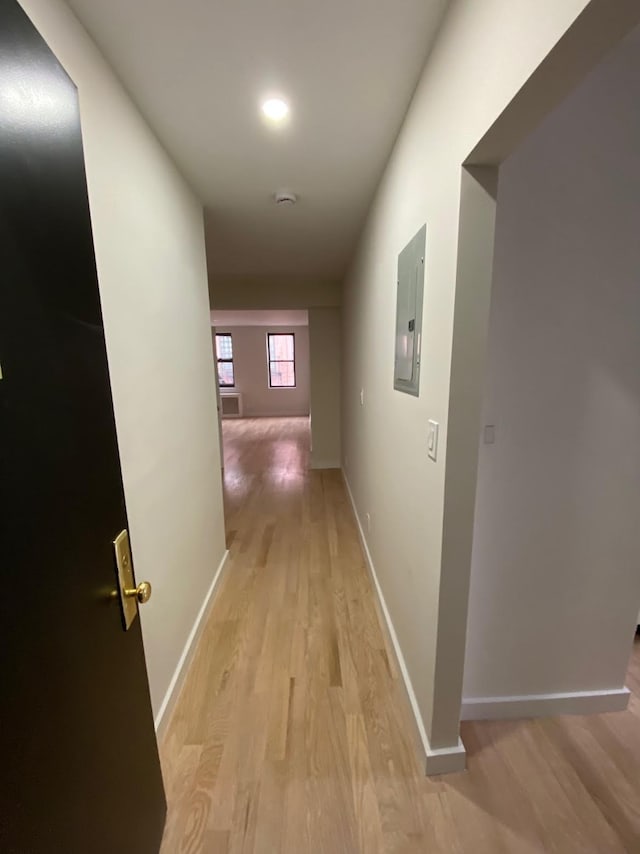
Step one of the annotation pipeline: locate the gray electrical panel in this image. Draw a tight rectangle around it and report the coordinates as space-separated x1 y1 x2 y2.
393 224 426 396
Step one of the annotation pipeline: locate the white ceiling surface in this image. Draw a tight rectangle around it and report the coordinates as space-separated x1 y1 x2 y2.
211 309 308 327
66 0 450 284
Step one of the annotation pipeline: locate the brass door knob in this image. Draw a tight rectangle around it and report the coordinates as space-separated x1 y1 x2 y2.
124 581 152 604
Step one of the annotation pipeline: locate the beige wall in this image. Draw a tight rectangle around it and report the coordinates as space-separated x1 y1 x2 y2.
309 308 341 468
215 325 310 417
340 0 638 764
21 0 226 727
464 25 640 706
210 275 341 310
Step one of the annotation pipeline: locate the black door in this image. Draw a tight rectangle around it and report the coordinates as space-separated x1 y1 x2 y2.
0 2 166 851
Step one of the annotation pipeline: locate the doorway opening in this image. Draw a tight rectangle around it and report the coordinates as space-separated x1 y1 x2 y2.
212 310 310 420
460 20 640 721
209 309 312 536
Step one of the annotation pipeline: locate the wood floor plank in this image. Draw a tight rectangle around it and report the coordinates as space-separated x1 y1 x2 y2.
159 417 640 854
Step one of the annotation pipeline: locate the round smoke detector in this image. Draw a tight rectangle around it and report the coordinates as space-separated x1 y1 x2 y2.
274 191 297 206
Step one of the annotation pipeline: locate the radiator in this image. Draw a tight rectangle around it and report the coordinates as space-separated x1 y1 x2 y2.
220 393 242 418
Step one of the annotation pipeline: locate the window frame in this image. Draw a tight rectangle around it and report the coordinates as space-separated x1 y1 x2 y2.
266 332 296 389
215 332 235 388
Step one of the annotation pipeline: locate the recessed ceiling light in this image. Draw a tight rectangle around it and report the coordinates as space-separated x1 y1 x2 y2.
261 97 289 122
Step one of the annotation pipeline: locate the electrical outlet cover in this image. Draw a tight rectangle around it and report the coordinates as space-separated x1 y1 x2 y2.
427 420 439 461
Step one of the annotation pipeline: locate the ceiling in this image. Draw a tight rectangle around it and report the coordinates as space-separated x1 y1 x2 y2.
66 0 449 288
211 309 308 327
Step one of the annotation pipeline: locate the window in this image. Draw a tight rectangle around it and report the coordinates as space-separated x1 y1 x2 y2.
215 333 235 387
267 333 296 388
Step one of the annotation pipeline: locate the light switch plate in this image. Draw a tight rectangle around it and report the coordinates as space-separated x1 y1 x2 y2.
427 419 439 461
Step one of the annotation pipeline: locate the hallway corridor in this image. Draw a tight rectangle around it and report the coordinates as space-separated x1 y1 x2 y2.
159 417 438 852
159 418 640 854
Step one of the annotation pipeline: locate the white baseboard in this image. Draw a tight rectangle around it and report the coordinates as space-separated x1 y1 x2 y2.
154 549 230 739
423 738 467 776
342 473 466 776
241 412 310 418
461 686 630 721
311 458 342 470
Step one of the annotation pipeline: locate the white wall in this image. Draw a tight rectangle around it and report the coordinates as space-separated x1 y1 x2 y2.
210 275 341 310
309 308 341 468
20 0 226 725
216 325 310 417
464 25 640 705
340 0 638 762
212 309 308 327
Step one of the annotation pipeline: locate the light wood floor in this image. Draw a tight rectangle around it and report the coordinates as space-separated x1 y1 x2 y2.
159 417 640 853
